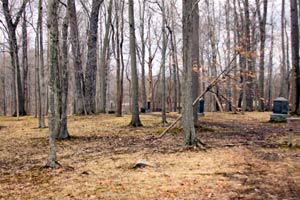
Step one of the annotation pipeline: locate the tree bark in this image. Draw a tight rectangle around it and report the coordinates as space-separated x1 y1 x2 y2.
68 0 86 115
1 0 27 116
160 0 167 124
139 0 147 111
115 0 125 117
290 0 300 114
99 0 113 113
46 0 61 168
85 0 103 114
192 1 200 126
257 0 268 112
22 10 29 113
233 0 238 111
280 0 287 98
37 0 46 128
128 0 142 127
225 0 231 112
1 50 6 116
244 0 254 111
182 0 197 146
206 0 217 112
267 13 274 111
58 10 70 140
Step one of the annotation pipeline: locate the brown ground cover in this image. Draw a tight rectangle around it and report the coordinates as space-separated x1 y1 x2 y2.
0 112 300 199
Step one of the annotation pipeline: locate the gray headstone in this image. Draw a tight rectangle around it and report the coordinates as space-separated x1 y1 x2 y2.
270 97 289 122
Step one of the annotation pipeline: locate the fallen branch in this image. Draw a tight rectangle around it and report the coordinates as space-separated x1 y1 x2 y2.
157 53 239 139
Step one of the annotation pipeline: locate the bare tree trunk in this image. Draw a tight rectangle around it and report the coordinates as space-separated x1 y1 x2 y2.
206 0 217 112
267 12 274 111
160 0 167 124
115 0 125 117
34 37 38 118
233 0 238 111
1 50 6 116
85 0 103 114
225 0 231 111
57 10 70 140
237 0 245 109
35 34 42 127
290 0 300 114
37 0 46 128
128 0 142 127
280 0 287 98
285 20 291 102
68 0 86 115
244 0 254 111
46 0 61 168
22 10 29 113
1 0 27 116
182 0 197 146
147 16 154 111
99 0 113 113
139 0 147 111
257 0 268 112
192 2 200 125
175 41 181 113
167 3 178 113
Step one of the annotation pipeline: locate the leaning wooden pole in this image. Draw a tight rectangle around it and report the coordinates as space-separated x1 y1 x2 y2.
157 53 239 139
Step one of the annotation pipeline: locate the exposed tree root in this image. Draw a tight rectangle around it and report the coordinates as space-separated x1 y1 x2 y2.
44 161 62 169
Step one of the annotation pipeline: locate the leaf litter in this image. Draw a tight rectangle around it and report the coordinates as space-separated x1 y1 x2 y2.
0 112 300 199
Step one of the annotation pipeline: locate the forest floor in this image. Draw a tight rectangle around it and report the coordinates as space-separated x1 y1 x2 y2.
0 112 300 199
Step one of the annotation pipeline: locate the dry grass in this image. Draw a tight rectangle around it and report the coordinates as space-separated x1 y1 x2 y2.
0 112 300 199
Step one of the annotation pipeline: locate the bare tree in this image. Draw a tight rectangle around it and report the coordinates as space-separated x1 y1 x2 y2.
233 0 238 111
192 1 200 126
1 47 6 116
290 0 300 114
46 0 61 168
182 0 197 146
128 0 142 127
85 0 104 114
257 0 268 112
68 0 86 115
36 0 46 128
22 10 29 113
205 0 217 112
243 0 253 111
58 8 70 139
167 1 178 112
225 0 231 111
138 0 147 112
115 0 125 117
1 0 28 116
160 0 167 124
280 0 287 98
99 0 113 113
267 11 274 111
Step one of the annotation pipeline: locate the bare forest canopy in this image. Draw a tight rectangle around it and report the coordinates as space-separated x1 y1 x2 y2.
0 0 298 118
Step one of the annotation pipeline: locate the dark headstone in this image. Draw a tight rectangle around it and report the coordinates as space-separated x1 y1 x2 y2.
270 97 289 122
108 101 115 114
198 99 205 114
147 101 151 110
140 108 146 113
273 97 288 114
